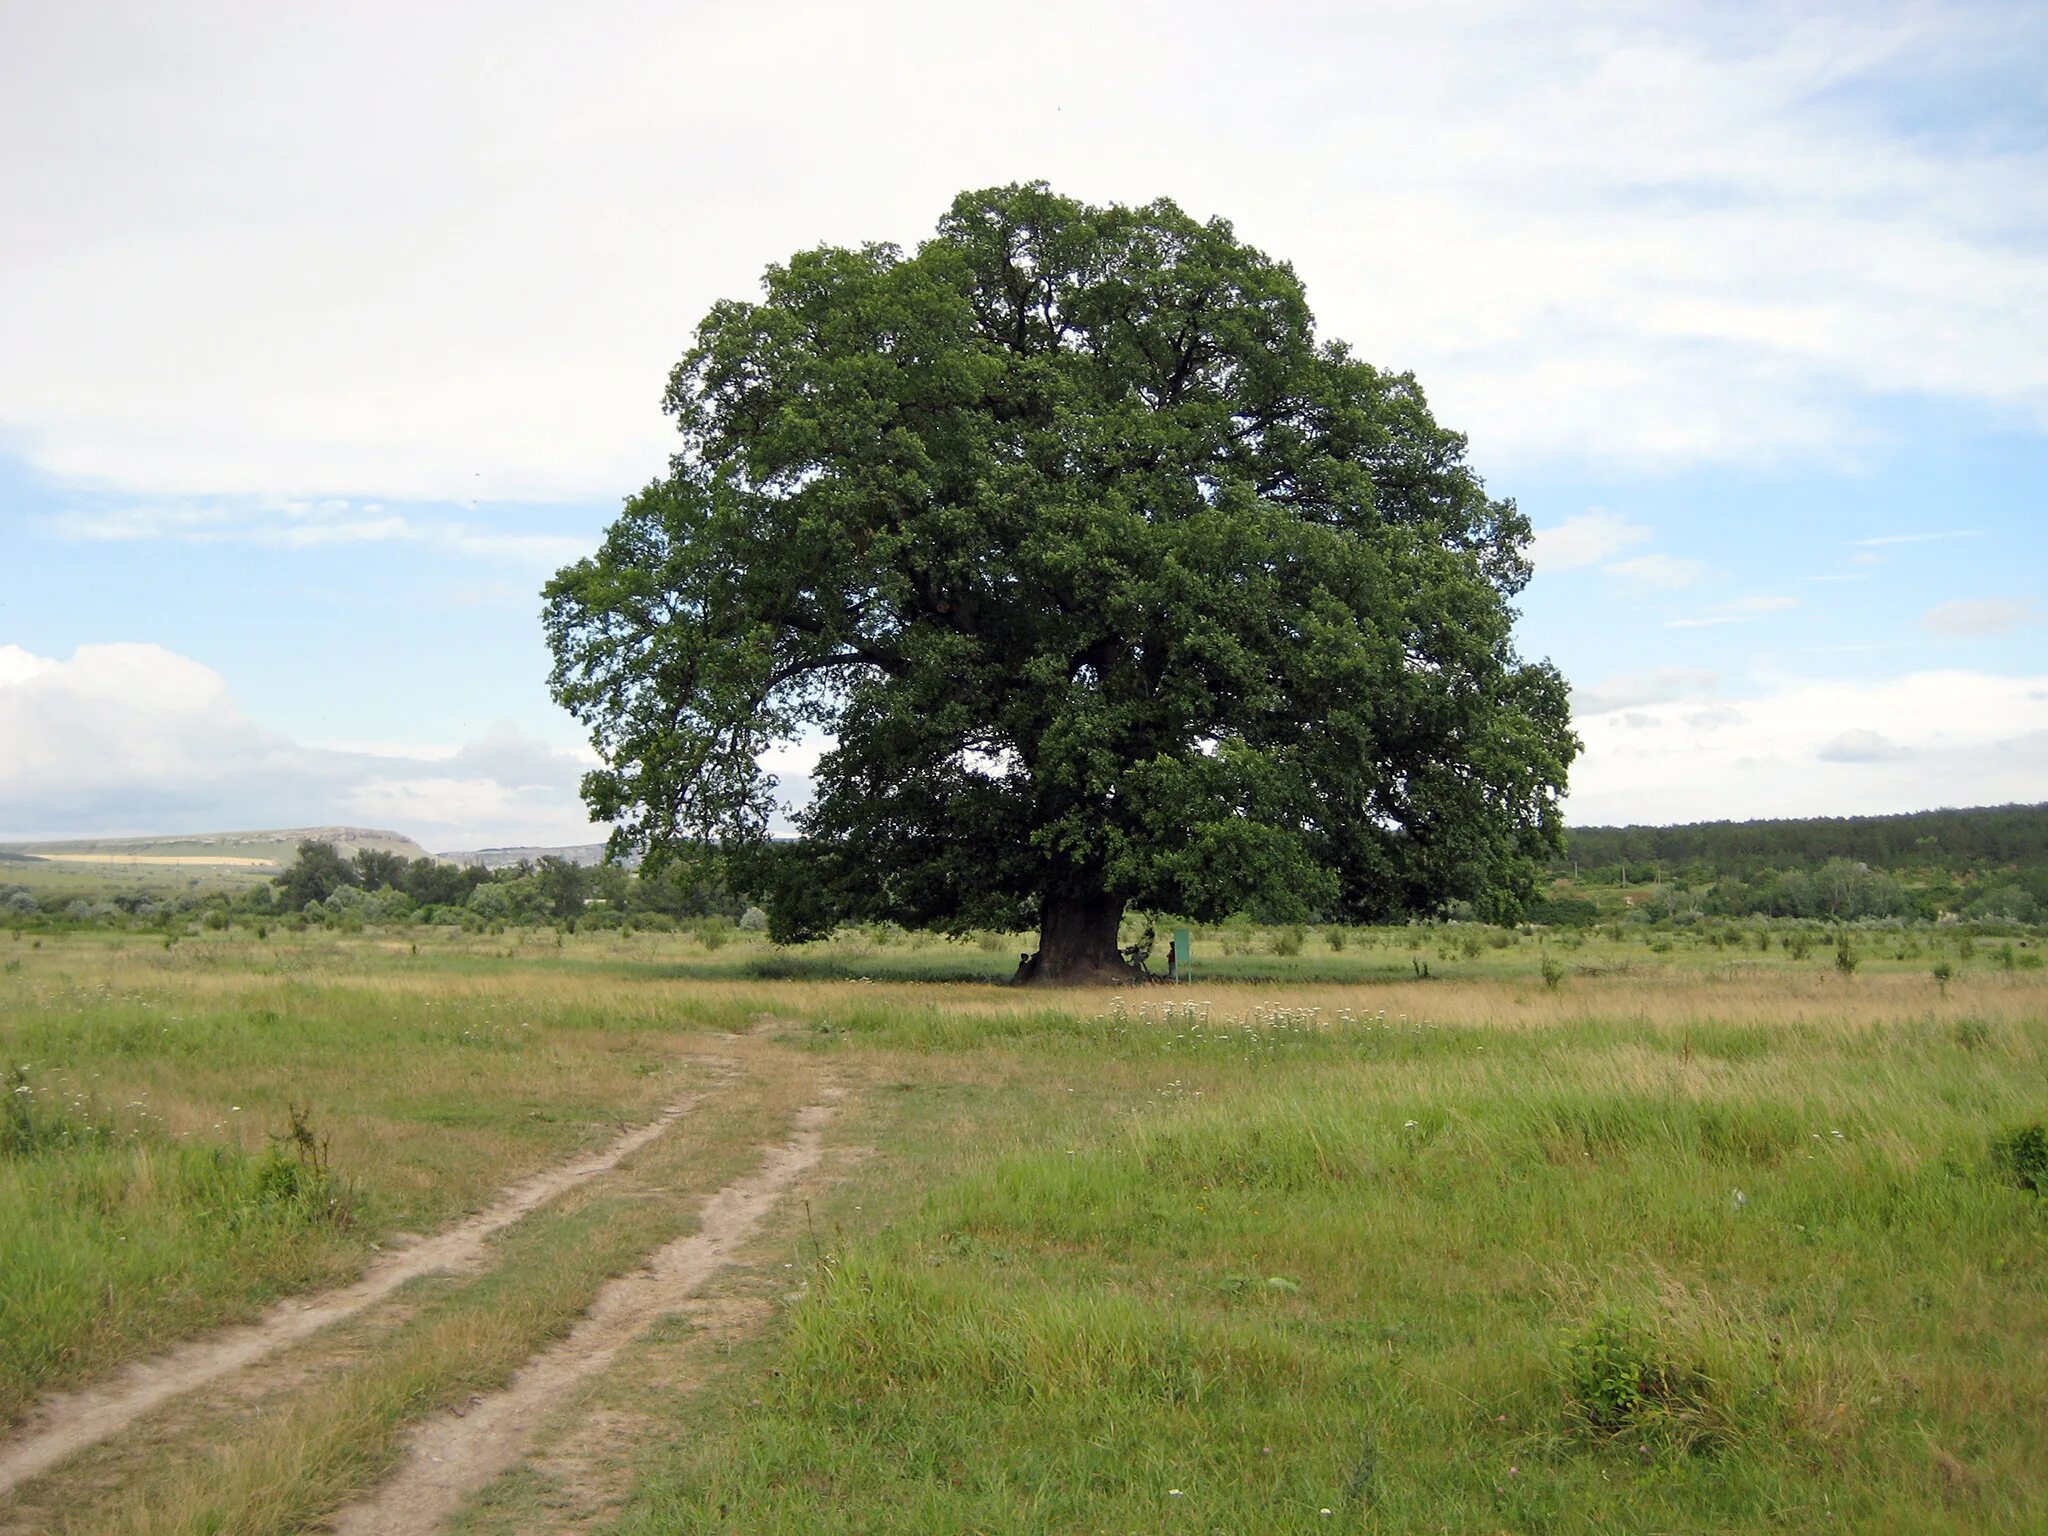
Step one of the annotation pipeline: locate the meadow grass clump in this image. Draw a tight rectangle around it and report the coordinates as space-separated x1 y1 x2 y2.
4 1062 114 1157
782 1248 1320 1409
616 1245 1371 1535
0 1100 356 1421
1129 1098 1364 1190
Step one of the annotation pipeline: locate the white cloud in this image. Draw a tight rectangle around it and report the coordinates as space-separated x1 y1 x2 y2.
0 643 601 847
1 1 2045 502
1816 729 1910 763
1848 529 1982 547
1568 669 2048 824
52 500 589 568
1529 511 1650 571
1665 593 1798 627
1573 667 1718 716
1921 597 2040 638
758 736 829 781
1605 553 1705 590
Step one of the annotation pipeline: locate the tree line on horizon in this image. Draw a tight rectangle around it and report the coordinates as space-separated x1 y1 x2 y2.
1538 803 2048 927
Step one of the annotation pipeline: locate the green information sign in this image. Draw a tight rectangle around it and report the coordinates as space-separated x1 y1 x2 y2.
1171 928 1192 982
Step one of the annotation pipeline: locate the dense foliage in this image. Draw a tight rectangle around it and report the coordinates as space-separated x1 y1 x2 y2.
0 840 760 936
1559 804 2048 924
1562 803 2048 879
544 183 1576 979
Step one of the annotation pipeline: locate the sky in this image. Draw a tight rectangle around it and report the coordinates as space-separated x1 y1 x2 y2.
2 0 2044 850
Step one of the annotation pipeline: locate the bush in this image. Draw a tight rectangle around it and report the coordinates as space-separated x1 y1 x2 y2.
1272 925 1305 957
1992 1123 2048 1194
1558 1297 1773 1455
1526 896 1600 928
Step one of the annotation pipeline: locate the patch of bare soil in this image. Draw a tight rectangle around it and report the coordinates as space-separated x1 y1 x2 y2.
326 1095 839 1536
0 1091 716 1500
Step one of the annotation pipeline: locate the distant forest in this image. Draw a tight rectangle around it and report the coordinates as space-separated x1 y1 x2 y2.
1560 803 2048 876
1546 803 2048 925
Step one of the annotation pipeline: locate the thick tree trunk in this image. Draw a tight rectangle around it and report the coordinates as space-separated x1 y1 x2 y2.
1013 885 1147 986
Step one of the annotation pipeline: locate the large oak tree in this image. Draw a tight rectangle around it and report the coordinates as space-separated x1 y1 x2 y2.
544 184 1577 982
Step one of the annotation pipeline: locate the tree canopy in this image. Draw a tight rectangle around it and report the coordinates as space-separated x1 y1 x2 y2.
544 183 1577 980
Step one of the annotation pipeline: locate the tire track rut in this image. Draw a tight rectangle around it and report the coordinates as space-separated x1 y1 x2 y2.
0 1089 716 1500
328 1092 839 1536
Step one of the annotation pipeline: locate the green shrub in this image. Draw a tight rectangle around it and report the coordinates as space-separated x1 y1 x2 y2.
1991 1122 2048 1194
1558 1300 1769 1455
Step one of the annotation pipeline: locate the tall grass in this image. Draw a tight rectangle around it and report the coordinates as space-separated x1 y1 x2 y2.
613 967 2048 1533
1 1067 354 1423
4 925 2044 1531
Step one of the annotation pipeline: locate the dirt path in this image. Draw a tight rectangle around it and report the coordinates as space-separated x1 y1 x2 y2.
327 1094 839 1536
0 1091 715 1500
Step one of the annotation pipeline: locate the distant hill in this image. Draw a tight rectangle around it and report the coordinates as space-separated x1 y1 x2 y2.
0 826 432 870
436 842 623 870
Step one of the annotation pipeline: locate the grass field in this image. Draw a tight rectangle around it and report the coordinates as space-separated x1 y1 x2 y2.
1 922 2043 1532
